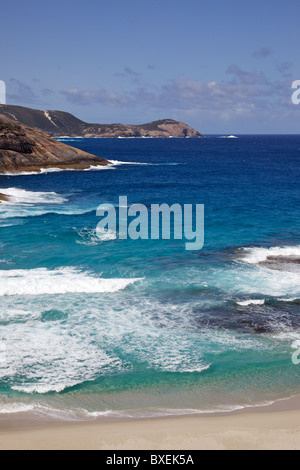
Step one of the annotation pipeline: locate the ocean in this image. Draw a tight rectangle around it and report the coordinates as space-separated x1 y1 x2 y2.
0 135 299 421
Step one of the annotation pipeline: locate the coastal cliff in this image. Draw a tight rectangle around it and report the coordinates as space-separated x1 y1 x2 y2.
0 114 110 174
0 105 203 138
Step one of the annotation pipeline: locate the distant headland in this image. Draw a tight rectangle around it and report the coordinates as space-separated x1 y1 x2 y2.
0 105 203 139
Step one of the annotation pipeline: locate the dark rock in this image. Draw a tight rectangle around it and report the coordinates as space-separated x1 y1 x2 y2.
260 255 300 265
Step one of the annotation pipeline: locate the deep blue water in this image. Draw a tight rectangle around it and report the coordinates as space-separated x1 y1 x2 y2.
0 135 299 419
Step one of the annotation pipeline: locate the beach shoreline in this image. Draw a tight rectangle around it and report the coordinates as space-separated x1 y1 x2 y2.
1 408 300 450
1 394 300 450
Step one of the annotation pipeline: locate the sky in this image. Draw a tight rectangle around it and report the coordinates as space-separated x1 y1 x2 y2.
1 0 300 133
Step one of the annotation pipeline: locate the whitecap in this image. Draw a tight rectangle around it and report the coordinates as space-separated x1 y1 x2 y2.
236 299 265 306
219 135 238 139
0 187 67 204
277 297 300 302
240 245 300 264
12 383 74 394
0 267 143 296
0 187 96 219
76 227 117 245
108 160 150 166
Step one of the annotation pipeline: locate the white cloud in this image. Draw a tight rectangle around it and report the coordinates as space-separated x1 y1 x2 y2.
8 78 38 103
61 87 132 107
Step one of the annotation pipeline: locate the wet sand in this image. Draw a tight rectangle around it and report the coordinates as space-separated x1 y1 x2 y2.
1 400 300 450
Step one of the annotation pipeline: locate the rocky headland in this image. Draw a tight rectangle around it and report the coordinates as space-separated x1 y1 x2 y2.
0 105 203 139
0 113 110 174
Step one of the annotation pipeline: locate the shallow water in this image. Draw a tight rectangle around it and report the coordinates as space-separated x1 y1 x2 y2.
0 136 299 420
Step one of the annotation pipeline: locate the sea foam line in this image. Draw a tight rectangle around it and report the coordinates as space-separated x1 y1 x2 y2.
2 160 147 176
0 187 67 204
2 161 144 176
2 160 177 176
1 397 293 421
0 267 143 296
3 165 114 176
0 187 95 220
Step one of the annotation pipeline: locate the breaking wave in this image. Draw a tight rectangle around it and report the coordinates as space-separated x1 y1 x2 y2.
0 267 143 296
0 187 67 204
236 299 265 306
240 245 300 264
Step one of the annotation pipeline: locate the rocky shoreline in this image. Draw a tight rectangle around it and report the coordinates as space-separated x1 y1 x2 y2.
0 113 111 174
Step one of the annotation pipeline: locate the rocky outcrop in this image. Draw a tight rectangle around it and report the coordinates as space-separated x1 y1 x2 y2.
0 193 9 203
82 119 203 138
0 105 203 138
0 114 110 174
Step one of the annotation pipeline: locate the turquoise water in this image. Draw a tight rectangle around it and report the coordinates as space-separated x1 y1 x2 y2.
0 135 299 420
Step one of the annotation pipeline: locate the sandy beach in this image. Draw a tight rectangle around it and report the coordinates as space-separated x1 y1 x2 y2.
1 405 300 450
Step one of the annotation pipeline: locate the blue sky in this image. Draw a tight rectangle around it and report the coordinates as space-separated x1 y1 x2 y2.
1 0 300 133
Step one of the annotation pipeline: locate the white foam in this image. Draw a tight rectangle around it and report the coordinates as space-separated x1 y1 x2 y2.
108 160 181 167
76 227 117 245
83 405 247 419
55 137 83 140
0 187 94 219
3 163 115 176
236 299 265 306
2 160 162 175
39 168 65 174
214 263 300 297
3 168 67 176
1 207 92 219
241 245 300 264
0 307 40 323
0 267 143 296
0 289 271 396
219 135 238 139
12 383 73 394
0 402 245 419
278 297 300 302
0 403 35 414
0 187 67 204
1 315 129 394
49 399 285 420
0 395 295 420
109 160 150 166
83 165 116 171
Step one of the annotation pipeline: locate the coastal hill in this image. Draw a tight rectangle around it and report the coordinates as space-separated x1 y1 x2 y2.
0 113 110 175
0 105 203 138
